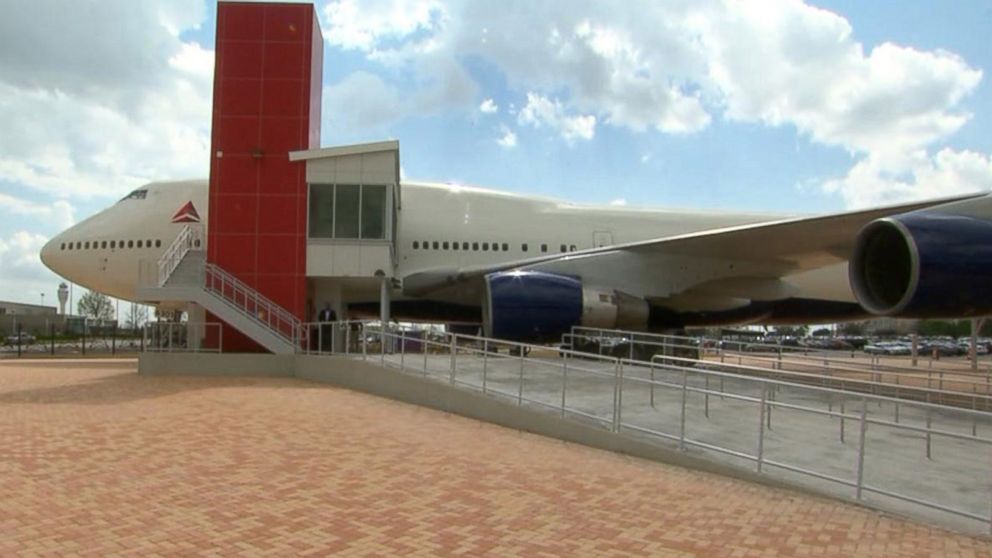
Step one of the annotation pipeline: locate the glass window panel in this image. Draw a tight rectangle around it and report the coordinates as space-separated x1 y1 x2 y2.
335 184 361 239
308 184 335 238
361 185 387 239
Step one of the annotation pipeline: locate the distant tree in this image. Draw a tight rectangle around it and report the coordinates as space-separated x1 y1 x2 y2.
811 328 832 337
838 321 866 336
78 291 114 320
125 304 149 330
917 320 970 338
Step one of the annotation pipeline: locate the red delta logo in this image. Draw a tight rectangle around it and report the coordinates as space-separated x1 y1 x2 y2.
171 201 201 223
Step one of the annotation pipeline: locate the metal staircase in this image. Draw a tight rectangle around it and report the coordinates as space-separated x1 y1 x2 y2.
138 225 306 354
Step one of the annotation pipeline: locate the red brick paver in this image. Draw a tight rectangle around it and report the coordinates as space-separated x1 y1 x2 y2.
0 359 989 557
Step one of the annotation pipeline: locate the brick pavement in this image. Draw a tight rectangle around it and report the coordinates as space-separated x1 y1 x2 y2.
0 358 989 557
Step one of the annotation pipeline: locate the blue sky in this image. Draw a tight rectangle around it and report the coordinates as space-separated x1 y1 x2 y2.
0 0 990 311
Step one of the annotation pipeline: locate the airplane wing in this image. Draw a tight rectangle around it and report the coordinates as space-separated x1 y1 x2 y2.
402 192 987 308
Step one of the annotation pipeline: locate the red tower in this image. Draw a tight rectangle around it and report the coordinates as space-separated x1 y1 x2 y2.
206 1 323 351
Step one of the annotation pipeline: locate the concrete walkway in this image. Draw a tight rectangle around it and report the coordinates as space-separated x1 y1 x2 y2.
1 359 989 557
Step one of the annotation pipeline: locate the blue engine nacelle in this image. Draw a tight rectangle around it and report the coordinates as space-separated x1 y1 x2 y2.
850 209 992 318
483 270 648 342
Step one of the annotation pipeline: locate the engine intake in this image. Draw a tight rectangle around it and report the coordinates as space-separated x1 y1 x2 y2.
483 271 648 342
850 211 992 317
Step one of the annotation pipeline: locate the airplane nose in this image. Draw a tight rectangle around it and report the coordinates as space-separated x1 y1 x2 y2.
40 234 64 276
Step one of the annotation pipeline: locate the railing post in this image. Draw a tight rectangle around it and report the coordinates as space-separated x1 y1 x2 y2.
757 384 767 473
649 360 656 408
611 359 621 432
560 352 568 417
517 347 525 405
925 409 933 460
839 400 846 443
679 368 688 450
704 375 710 418
449 335 457 384
856 397 868 501
482 339 489 394
615 360 625 431
766 387 773 431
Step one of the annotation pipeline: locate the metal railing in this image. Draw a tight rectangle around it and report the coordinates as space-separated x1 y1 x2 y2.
143 322 223 353
203 263 306 349
157 224 203 286
567 327 992 406
306 323 992 534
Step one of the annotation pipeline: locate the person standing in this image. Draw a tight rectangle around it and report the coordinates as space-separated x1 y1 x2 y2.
318 303 337 352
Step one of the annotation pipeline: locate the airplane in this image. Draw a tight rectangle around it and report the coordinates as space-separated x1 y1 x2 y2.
40 179 992 343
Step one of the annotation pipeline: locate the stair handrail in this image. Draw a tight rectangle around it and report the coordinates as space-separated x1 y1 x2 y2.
157 224 204 286
202 262 306 349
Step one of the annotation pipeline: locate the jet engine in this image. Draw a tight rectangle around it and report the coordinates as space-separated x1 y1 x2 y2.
482 270 648 342
849 209 992 318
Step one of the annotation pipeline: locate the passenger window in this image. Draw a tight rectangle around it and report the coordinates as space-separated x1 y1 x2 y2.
155 240 161 248
146 239 152 247
101 241 107 249
128 240 133 248
569 245 576 252
482 242 489 251
521 243 528 252
502 243 508 251
110 241 115 249
452 242 459 251
413 241 419 249
472 242 479 251
443 241 449 250
60 243 65 250
541 244 547 253
137 240 143 248
462 242 468 250
85 241 90 249
560 244 566 252
432 241 439 249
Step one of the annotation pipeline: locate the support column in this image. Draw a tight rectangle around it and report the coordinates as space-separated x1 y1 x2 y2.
187 303 205 351
380 277 391 324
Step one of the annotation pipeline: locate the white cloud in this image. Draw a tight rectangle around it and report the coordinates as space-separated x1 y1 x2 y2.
324 72 405 132
0 231 50 283
824 148 992 208
321 0 446 51
0 194 75 230
0 2 212 201
518 93 596 143
496 125 517 149
319 0 987 206
609 198 627 206
479 98 498 114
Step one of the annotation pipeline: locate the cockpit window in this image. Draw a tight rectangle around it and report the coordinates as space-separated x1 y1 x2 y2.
119 189 148 202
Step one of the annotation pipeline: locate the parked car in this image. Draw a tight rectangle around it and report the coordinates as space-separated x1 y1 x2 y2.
864 341 911 355
924 341 963 357
5 332 36 345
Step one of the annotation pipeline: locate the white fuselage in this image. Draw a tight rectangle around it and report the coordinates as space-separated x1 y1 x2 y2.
41 180 848 309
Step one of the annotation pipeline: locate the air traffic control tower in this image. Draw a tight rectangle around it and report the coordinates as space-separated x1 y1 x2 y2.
146 1 400 353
